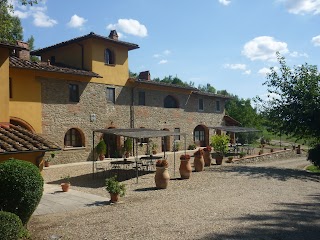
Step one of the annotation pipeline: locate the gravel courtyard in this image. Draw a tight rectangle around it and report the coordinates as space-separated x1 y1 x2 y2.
29 155 320 240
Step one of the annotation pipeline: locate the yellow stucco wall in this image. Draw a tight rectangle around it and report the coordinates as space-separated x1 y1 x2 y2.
38 37 129 86
9 69 42 133
0 47 10 124
0 152 45 172
91 38 129 86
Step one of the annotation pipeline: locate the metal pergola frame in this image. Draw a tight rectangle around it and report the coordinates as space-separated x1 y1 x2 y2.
208 126 261 133
92 128 187 183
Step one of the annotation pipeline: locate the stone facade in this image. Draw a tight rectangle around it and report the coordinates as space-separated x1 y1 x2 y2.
40 77 226 164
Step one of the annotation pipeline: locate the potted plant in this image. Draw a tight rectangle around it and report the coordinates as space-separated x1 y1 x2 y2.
151 142 158 155
210 134 230 165
179 154 192 179
188 144 196 150
173 140 180 151
44 151 56 167
123 138 133 158
61 175 70 192
105 175 126 203
239 151 246 158
203 146 212 166
155 159 170 189
258 149 264 155
193 149 204 171
226 156 233 163
96 140 107 160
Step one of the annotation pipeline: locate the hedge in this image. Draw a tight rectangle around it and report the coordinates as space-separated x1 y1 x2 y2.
0 211 24 240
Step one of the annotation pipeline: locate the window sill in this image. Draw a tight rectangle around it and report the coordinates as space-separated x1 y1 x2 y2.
63 147 86 151
105 63 116 67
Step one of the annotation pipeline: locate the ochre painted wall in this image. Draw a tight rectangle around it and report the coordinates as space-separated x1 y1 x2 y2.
0 47 10 125
9 69 42 132
0 152 45 172
90 38 129 86
38 38 130 86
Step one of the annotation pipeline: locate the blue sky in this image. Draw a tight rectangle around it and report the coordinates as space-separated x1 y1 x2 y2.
11 0 320 100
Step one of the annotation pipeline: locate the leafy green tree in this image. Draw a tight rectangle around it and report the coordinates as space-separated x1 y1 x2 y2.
258 53 320 142
198 83 216 93
0 3 23 43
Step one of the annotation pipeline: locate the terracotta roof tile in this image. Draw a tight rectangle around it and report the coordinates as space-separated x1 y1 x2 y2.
10 56 102 78
0 125 61 154
31 32 139 55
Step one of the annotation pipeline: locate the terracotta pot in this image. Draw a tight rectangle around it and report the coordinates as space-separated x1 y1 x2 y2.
194 155 204 172
61 183 70 192
179 160 192 179
203 151 212 166
99 154 105 160
44 161 50 167
155 167 170 189
215 155 223 165
110 193 119 203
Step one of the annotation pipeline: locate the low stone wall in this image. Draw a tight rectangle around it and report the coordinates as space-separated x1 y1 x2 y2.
232 149 306 164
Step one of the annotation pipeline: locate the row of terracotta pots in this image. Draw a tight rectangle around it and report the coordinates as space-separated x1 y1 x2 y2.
154 152 216 189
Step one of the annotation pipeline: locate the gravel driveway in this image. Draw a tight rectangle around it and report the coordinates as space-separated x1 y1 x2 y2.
28 155 320 240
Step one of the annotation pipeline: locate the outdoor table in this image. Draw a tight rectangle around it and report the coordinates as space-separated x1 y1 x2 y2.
110 160 135 169
140 155 162 171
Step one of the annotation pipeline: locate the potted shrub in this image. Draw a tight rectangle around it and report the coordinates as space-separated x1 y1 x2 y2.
151 142 158 155
258 149 264 155
173 140 180 151
239 151 246 158
188 144 196 150
203 146 212 166
44 151 56 167
124 138 133 158
179 154 192 179
105 175 126 203
226 156 233 163
96 140 107 160
211 134 230 165
193 149 204 171
61 175 70 192
155 159 170 189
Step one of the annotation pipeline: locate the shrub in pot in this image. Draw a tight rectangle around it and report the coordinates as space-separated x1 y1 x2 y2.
203 146 212 166
0 159 44 225
61 175 71 192
210 134 230 165
155 160 170 189
124 138 133 158
96 140 107 160
179 154 192 179
105 175 126 202
193 149 205 171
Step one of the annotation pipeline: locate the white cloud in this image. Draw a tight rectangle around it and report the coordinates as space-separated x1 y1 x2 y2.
33 11 57 27
158 60 168 64
289 51 309 58
9 0 57 28
312 35 320 46
258 66 279 76
153 54 161 58
107 19 147 37
280 0 320 15
163 50 171 55
242 36 289 61
67 14 87 28
243 70 251 75
224 63 247 70
218 0 231 6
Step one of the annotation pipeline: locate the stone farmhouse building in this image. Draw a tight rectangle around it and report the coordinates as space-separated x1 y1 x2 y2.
1 30 234 164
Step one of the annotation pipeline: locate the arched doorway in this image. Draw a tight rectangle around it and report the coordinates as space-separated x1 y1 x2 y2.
161 128 171 152
10 117 35 133
103 127 121 158
193 125 209 147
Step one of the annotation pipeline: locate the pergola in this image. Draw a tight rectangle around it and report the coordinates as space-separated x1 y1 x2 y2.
208 126 261 145
92 128 187 182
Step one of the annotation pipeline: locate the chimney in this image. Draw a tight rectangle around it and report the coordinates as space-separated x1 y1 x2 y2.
15 41 30 61
108 30 118 41
138 71 151 81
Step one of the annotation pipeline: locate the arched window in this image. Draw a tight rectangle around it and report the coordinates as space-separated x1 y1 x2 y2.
105 48 115 65
64 128 84 148
164 95 179 108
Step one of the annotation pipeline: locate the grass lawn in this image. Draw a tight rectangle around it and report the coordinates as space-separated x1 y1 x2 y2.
306 165 320 173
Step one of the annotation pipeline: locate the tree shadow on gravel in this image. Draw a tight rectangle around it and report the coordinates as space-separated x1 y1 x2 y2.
200 194 320 240
209 165 320 183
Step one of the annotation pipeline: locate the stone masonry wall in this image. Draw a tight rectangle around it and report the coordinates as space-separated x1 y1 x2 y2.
40 78 226 164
